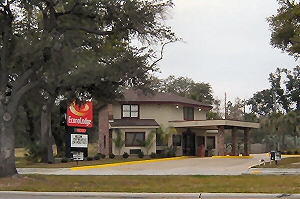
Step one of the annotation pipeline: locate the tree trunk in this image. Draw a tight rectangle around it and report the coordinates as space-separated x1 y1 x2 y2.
40 97 55 164
52 127 65 155
23 103 37 144
0 109 18 177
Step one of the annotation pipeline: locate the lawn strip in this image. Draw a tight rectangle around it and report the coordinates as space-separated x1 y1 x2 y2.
0 175 299 193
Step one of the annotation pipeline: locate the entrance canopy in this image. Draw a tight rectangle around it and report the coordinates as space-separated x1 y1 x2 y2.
169 119 260 130
169 119 260 156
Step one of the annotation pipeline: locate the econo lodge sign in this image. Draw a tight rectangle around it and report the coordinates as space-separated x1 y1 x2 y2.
67 101 93 128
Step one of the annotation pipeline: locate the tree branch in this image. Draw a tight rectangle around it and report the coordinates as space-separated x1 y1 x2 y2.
58 25 116 35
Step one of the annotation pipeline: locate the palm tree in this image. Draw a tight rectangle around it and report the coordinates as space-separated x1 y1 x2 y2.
112 128 125 155
268 113 285 150
284 111 300 148
141 131 155 155
156 124 177 148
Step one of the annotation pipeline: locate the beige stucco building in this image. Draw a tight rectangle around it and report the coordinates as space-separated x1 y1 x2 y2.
98 89 260 157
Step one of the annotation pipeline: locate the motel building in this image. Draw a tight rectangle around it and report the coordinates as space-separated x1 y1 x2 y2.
98 89 260 157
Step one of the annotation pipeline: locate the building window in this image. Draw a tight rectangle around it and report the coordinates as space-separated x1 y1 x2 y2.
122 104 139 118
172 135 181 146
207 136 216 150
125 132 145 147
183 106 194 120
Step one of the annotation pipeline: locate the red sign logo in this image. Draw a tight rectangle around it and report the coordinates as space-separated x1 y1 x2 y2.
67 101 93 128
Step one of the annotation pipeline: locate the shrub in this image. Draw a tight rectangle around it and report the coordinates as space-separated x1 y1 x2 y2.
24 143 46 163
294 151 299 155
123 152 129 159
109 153 115 159
281 151 285 154
86 156 94 161
150 152 157 158
61 157 69 163
94 155 101 160
138 151 144 158
101 154 106 159
287 150 292 155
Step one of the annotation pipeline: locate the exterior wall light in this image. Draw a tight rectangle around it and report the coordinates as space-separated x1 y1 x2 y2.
176 104 179 109
198 108 202 111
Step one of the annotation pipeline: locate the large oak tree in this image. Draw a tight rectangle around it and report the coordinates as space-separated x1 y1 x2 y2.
0 0 176 177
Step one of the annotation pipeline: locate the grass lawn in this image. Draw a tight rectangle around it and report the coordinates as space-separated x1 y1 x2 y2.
251 157 300 168
0 175 299 193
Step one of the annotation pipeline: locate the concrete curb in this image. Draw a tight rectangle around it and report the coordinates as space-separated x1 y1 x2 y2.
71 156 188 170
1 191 300 198
212 155 254 159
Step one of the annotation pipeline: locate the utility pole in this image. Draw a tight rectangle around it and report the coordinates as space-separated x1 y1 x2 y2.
224 92 227 119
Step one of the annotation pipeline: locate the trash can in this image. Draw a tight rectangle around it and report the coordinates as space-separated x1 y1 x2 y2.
270 150 276 160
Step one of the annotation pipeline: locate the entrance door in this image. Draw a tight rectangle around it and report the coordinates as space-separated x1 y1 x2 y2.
182 129 196 156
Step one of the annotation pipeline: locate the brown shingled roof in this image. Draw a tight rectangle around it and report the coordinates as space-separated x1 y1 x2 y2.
121 89 212 109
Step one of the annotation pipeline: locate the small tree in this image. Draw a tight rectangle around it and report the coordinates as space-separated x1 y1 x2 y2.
156 124 177 154
112 129 125 155
142 131 155 155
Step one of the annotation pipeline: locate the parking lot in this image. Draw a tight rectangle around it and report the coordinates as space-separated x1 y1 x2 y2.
18 153 284 176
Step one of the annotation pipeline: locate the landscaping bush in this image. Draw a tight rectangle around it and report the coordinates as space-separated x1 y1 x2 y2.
109 153 115 159
24 143 45 163
86 156 94 161
294 151 299 155
123 152 129 159
150 152 157 158
281 151 285 154
287 150 292 155
61 157 69 163
138 151 144 158
101 154 106 159
94 155 101 160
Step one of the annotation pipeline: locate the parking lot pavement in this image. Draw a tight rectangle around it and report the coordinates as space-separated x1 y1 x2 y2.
17 154 284 176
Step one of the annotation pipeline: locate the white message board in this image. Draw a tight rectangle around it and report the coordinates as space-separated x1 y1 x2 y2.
71 134 88 148
72 151 84 161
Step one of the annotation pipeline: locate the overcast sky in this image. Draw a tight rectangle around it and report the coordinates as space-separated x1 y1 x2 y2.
155 0 299 103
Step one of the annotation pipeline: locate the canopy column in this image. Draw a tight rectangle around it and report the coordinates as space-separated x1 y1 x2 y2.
231 127 238 156
217 125 225 156
244 128 251 156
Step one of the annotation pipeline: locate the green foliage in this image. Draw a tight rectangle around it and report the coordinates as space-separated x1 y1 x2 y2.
156 124 177 147
94 155 101 160
0 0 177 177
268 1 300 58
138 151 144 158
109 153 115 159
61 157 69 163
166 145 178 157
112 129 125 155
24 143 46 163
141 131 155 155
150 152 157 158
101 154 106 159
122 152 129 159
86 157 94 161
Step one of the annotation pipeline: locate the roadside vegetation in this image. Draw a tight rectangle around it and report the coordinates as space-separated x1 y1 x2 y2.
252 157 300 168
